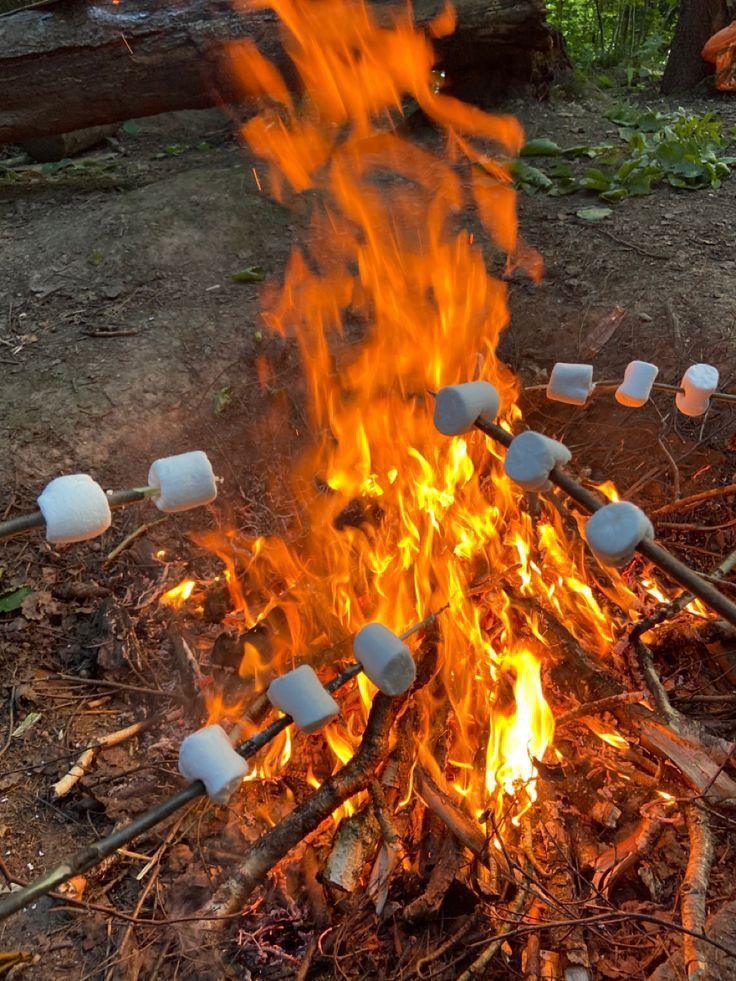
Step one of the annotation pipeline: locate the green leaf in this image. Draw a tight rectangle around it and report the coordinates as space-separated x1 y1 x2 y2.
196 142 211 152
121 120 141 135
213 385 232 416
231 266 266 283
520 138 562 157
576 206 613 221
580 168 611 192
509 160 553 192
0 586 32 613
606 104 642 127
600 187 629 202
12 711 41 738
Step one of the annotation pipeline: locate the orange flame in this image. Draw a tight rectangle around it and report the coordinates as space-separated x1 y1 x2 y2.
195 0 672 823
160 579 195 608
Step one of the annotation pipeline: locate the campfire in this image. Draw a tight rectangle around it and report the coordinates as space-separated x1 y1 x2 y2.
4 0 736 977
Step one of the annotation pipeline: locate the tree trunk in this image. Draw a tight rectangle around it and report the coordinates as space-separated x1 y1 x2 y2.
0 0 566 147
661 0 730 94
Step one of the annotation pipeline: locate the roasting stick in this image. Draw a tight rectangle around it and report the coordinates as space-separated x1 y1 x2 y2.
523 380 736 405
0 450 217 543
0 488 155 542
0 611 440 923
471 416 736 628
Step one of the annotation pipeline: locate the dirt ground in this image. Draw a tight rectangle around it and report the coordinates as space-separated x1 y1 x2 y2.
2 83 736 978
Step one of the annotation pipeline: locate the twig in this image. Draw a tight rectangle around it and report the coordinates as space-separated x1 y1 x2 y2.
576 221 669 259
52 708 181 799
414 911 479 978
104 517 168 563
682 803 715 980
657 436 681 501
53 674 180 700
652 483 736 517
556 690 646 726
457 862 533 981
110 805 194 977
0 688 16 759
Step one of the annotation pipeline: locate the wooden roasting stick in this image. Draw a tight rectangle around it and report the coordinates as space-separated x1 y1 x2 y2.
473 417 736 629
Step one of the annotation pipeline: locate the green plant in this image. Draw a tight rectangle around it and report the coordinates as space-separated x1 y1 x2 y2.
545 0 677 82
514 106 736 203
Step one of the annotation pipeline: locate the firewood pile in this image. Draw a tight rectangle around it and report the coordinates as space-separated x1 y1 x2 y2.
3 1 736 979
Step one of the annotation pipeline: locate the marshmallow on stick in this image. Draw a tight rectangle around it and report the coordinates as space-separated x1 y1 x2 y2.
267 664 339 734
37 474 112 544
433 382 500 436
504 431 571 492
178 724 248 804
615 361 659 408
676 364 719 418
354 623 416 696
584 501 654 568
148 450 217 513
546 363 594 406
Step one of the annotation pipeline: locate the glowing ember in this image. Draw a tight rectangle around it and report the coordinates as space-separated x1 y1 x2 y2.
187 0 679 825
161 579 195 608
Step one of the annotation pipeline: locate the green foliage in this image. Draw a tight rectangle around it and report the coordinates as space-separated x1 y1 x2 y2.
0 586 31 613
515 106 736 203
545 0 678 81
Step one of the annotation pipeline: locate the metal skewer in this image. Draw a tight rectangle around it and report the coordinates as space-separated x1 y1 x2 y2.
473 416 736 628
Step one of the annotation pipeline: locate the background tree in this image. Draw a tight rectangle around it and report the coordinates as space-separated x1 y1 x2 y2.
662 0 732 93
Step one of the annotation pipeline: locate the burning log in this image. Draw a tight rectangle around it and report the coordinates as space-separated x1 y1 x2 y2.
322 808 380 892
0 0 565 146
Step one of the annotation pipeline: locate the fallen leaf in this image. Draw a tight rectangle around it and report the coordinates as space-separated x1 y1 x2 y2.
576 206 613 221
231 266 266 283
0 586 32 613
12 710 42 738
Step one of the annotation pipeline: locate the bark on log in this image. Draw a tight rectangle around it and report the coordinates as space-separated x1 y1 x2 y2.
0 0 565 146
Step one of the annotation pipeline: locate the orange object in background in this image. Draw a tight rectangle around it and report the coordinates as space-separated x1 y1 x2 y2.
703 21 736 91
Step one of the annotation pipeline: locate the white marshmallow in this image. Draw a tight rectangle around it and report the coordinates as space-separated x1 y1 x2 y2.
676 364 719 418
504 431 571 492
434 382 500 436
354 623 416 696
148 451 217 513
37 474 112 544
546 363 594 406
615 361 659 408
584 502 654 568
178 724 248 804
267 664 339 734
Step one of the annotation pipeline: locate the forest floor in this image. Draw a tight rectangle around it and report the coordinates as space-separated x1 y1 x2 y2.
2 82 736 979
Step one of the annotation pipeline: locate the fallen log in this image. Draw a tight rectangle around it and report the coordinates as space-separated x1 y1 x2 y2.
0 0 566 146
